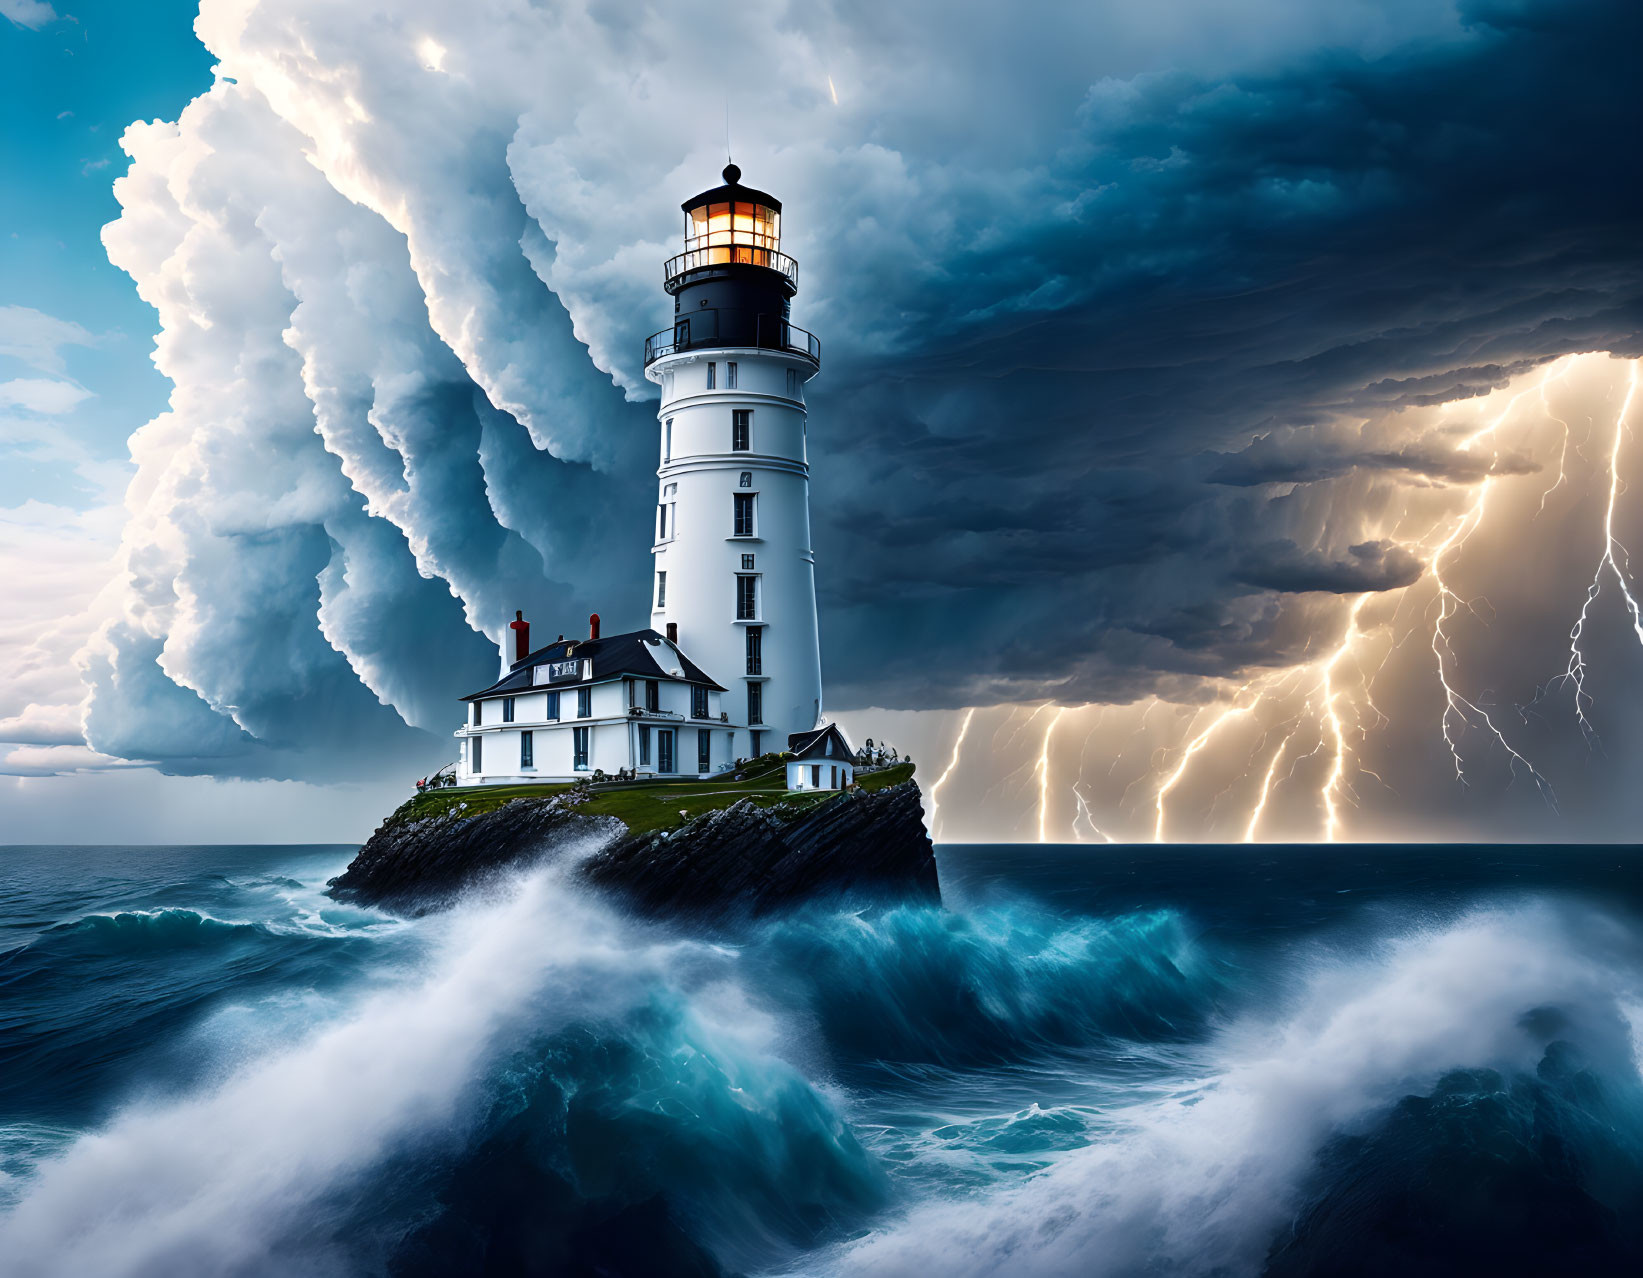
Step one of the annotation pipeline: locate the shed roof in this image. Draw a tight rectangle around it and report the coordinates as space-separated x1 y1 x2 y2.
787 722 855 761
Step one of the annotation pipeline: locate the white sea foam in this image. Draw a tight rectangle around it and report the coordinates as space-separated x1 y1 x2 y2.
820 903 1643 1278
0 843 669 1278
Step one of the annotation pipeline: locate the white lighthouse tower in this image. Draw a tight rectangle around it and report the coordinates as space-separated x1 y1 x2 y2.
642 164 825 758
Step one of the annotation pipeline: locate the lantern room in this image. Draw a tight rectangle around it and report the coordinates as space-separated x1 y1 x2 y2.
664 164 798 294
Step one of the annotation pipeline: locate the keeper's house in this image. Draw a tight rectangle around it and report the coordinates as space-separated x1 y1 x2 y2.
785 723 855 792
456 613 740 783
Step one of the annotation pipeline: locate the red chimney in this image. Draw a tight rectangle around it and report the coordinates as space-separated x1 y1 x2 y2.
589 612 601 641
666 621 678 644
509 610 530 665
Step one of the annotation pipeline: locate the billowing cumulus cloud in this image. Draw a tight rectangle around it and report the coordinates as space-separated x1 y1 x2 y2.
37 0 1643 838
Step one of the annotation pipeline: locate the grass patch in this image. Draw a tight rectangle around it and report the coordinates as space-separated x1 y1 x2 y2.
381 781 575 829
380 756 918 838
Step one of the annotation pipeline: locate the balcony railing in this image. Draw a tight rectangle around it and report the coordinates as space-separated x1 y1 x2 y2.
644 309 821 368
664 245 798 291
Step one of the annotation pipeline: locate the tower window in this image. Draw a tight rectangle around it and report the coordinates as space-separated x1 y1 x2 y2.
656 570 667 609
746 625 763 675
706 362 716 389
664 418 673 463
786 368 798 398
577 686 592 718
739 471 752 488
726 361 738 389
520 730 534 769
502 696 515 723
471 735 482 773
741 553 755 570
473 700 482 726
747 680 763 725
692 685 709 719
733 492 756 537
732 409 750 451
736 574 758 621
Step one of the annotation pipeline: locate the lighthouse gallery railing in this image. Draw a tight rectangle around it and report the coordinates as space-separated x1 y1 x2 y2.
644 310 821 368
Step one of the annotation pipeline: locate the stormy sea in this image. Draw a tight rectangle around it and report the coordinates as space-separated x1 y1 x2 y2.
3 841 1643 1278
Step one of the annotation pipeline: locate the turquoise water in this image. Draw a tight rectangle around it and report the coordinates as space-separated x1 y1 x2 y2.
2 841 1643 1275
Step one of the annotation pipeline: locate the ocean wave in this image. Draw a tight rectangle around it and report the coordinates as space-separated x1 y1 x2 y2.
819 901 1643 1278
747 902 1224 1069
0 864 875 1278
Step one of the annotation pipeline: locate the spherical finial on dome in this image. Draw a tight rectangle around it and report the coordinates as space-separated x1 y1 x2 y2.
723 162 742 185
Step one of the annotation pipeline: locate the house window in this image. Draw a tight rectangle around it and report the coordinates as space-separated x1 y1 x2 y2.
697 728 712 773
746 626 763 675
645 679 660 712
750 729 763 757
658 728 675 773
657 503 667 541
656 571 667 609
726 361 737 389
741 553 755 570
733 492 755 537
546 691 560 721
472 735 483 773
692 685 709 719
736 575 758 620
473 700 482 726
732 409 750 451
786 368 798 398
706 362 716 389
577 686 592 718
664 418 673 463
520 730 534 769
573 726 590 771
747 680 763 725
502 696 515 723
638 724 651 766
811 764 821 788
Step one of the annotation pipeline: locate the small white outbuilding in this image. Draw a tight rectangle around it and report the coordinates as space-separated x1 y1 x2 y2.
786 723 856 792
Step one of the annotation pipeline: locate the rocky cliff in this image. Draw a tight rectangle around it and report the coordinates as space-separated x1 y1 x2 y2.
328 778 939 923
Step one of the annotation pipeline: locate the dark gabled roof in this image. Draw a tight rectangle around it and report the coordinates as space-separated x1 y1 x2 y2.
787 723 855 761
463 628 724 701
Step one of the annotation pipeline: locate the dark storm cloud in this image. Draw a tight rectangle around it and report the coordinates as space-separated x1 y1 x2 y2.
808 0 1643 708
1237 540 1425 595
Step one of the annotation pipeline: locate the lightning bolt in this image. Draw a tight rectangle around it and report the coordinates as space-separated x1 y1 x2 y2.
927 706 975 841
1036 706 1068 842
1421 374 1558 805
1559 360 1643 744
1154 702 1251 842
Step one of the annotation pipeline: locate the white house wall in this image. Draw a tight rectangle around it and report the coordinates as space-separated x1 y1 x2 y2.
455 675 746 783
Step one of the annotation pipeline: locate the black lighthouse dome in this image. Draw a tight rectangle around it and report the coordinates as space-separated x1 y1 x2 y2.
643 166 820 369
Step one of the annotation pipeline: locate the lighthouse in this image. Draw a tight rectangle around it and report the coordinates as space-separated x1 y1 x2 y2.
449 165 834 786
641 164 825 758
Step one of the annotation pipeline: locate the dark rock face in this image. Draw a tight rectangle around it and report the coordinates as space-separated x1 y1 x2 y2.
328 781 939 923
583 782 940 920
328 798 621 915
